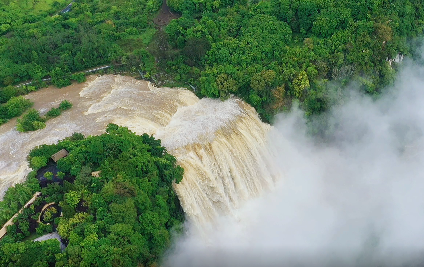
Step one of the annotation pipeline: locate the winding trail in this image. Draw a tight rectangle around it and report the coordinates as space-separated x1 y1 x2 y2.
153 0 180 28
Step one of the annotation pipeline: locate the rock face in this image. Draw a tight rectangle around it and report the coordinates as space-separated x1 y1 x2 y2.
0 75 281 226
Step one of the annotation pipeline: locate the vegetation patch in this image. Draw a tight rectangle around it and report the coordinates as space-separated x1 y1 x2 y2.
0 96 33 125
16 100 72 132
0 124 185 266
2 0 423 123
0 0 162 88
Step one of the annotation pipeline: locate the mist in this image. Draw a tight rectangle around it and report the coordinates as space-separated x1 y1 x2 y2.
164 54 424 267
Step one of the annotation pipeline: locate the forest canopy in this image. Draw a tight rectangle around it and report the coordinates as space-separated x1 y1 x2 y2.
162 0 424 121
0 124 185 266
1 0 424 121
1 0 424 265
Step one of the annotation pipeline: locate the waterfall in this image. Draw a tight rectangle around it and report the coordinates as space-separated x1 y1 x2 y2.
156 99 281 226
0 75 282 226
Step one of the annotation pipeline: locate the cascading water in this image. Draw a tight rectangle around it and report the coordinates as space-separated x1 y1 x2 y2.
0 75 281 225
156 99 280 226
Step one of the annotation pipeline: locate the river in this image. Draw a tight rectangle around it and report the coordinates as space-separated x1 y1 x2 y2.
0 74 281 227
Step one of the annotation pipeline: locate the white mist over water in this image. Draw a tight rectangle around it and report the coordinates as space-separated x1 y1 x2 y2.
1 59 424 266
164 59 424 266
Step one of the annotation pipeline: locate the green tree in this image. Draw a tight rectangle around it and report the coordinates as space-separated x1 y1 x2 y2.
70 73 86 83
44 171 53 180
16 108 45 132
3 96 33 119
293 70 310 99
2 125 186 266
250 70 276 92
30 156 48 170
215 73 238 98
43 207 57 223
64 191 80 209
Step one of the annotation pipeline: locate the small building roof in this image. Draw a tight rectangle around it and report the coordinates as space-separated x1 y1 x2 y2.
91 171 101 177
51 149 69 162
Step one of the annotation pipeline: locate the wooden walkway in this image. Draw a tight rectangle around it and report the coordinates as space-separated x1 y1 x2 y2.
0 192 42 240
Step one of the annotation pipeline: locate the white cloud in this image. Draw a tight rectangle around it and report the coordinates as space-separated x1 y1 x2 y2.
164 55 424 267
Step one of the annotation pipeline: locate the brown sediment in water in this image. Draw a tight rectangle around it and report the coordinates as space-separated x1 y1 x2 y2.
0 76 96 135
0 74 281 228
0 74 198 197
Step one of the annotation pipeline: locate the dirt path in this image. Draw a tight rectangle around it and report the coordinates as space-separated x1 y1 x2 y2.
153 0 180 27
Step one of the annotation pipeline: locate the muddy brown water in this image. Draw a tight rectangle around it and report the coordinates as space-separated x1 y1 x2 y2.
0 75 280 230
0 75 198 198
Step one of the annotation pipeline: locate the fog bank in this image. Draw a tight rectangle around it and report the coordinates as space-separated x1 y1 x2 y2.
164 56 424 266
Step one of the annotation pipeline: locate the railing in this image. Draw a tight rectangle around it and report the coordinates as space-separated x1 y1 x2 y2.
15 65 111 88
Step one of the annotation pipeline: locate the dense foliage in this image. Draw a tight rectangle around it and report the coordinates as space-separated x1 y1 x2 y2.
1 0 424 121
0 125 185 266
160 0 424 121
16 108 46 132
0 0 161 87
0 96 33 125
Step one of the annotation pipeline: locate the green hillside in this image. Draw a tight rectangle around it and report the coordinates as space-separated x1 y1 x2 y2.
1 0 424 122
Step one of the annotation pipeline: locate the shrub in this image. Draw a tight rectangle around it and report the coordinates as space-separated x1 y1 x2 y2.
32 121 46 130
46 107 61 118
53 78 71 88
44 172 53 180
69 132 84 141
59 100 72 110
3 96 33 119
16 109 45 132
22 86 37 93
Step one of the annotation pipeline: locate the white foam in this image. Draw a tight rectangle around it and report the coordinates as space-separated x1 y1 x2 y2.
156 98 244 150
